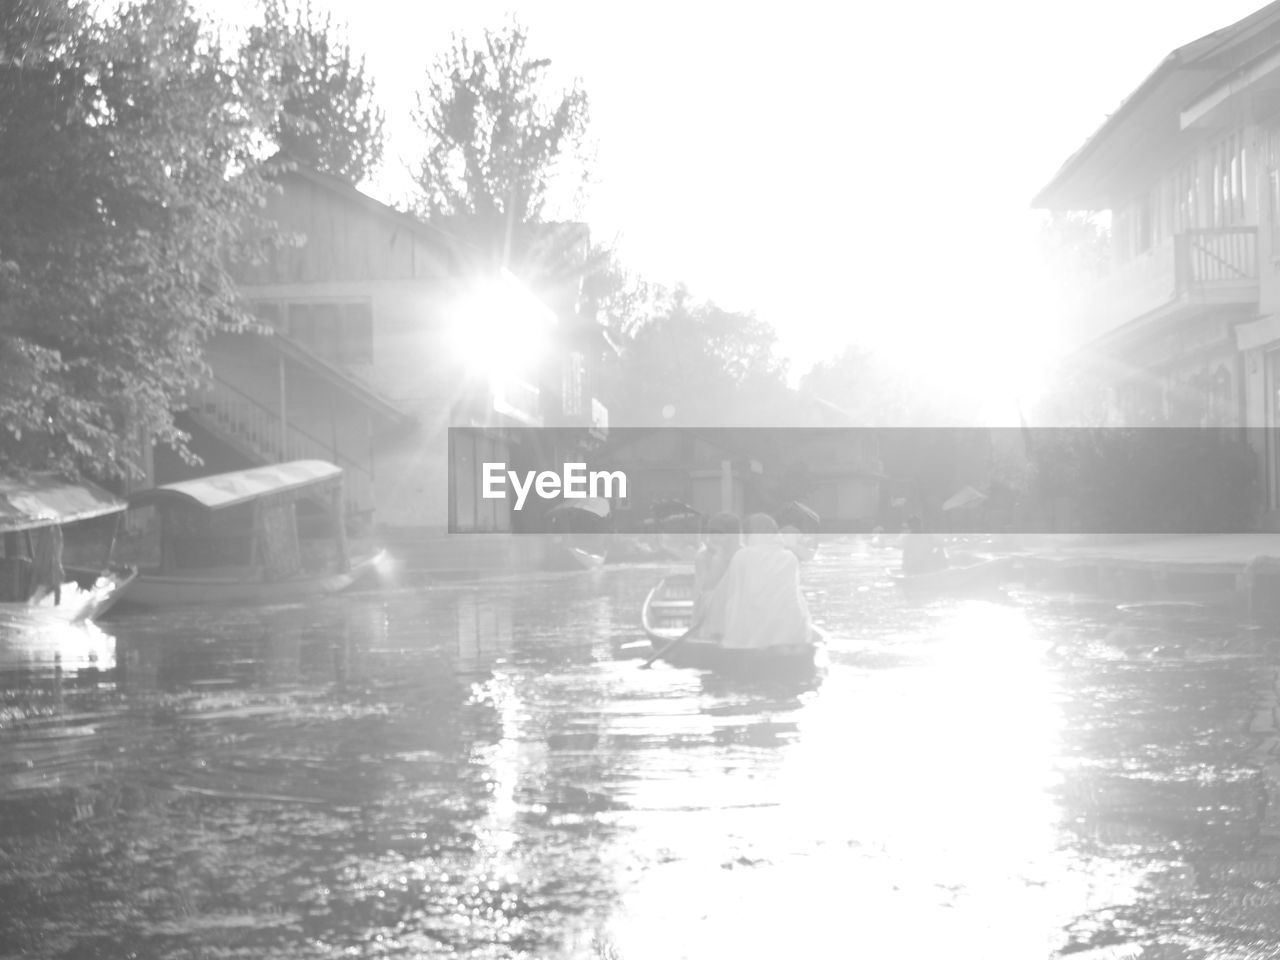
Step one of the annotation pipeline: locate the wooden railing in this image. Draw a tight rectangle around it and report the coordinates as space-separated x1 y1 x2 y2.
1175 227 1258 291
1070 227 1260 350
189 377 375 517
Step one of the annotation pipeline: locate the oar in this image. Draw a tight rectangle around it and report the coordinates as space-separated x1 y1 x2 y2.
641 614 704 669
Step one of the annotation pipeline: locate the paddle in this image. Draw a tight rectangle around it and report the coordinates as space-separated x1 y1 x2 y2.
640 614 704 669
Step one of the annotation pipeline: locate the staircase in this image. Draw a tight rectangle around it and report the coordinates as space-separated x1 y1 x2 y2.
186 377 376 521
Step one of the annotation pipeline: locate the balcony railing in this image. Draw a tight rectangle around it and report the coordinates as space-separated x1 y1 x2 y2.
1069 226 1259 349
1175 227 1258 291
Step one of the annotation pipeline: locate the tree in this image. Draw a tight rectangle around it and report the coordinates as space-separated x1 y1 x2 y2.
598 283 795 427
411 20 590 225
0 0 284 481
1027 427 1257 534
799 345 980 426
799 346 994 521
1039 210 1110 295
243 0 385 185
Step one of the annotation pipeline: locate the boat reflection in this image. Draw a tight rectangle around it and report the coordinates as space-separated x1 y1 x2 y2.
0 606 117 678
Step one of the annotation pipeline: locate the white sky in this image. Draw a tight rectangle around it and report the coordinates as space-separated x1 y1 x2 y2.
209 0 1268 413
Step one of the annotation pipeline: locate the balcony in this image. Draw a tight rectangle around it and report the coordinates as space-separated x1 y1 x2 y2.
1068 227 1259 350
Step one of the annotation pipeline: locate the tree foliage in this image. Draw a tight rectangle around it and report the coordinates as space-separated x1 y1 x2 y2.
411 20 590 224
597 282 794 427
799 345 980 427
1039 210 1111 294
1028 428 1256 534
244 0 384 185
0 0 284 480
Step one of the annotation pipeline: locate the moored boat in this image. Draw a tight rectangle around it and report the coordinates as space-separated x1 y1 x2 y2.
544 542 606 571
542 500 609 571
0 474 138 623
118 460 384 608
640 573 821 677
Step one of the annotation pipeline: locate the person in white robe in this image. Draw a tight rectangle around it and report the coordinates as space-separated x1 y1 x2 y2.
719 514 811 650
693 513 741 639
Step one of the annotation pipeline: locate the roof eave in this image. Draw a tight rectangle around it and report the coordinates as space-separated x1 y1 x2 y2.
1032 54 1183 211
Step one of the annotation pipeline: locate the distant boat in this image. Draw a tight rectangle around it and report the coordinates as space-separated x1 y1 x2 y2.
544 543 606 571
0 474 137 623
119 460 384 608
542 498 609 570
777 501 820 563
783 532 820 563
640 573 821 678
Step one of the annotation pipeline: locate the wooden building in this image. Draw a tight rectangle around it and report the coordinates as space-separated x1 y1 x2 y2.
147 163 607 535
1034 1 1280 526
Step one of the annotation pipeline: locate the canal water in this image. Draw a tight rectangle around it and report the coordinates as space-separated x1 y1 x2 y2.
2 543 1280 959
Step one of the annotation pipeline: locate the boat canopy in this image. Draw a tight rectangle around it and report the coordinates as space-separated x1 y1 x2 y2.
129 460 344 512
547 497 610 518
942 485 988 511
0 474 127 533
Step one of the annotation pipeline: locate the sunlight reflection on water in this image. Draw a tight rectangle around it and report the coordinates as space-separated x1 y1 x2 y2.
2 549 1280 958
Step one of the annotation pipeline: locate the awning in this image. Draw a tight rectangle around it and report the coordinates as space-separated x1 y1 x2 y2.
652 499 700 520
0 475 126 532
777 500 821 527
943 486 988 511
547 497 610 519
129 460 343 512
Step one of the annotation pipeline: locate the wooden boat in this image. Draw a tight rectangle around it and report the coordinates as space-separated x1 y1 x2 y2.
542 502 608 571
640 573 820 677
786 536 820 563
119 460 384 608
544 542 606 571
888 556 1010 593
0 474 138 623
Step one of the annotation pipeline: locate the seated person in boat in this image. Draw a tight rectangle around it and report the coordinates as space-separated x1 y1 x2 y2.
901 515 948 575
693 512 741 638
718 513 811 650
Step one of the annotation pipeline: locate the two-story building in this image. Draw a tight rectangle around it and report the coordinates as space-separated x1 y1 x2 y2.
145 162 607 538
1035 0 1280 526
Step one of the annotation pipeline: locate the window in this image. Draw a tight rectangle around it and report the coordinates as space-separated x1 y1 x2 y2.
1206 366 1233 428
283 301 373 366
1270 168 1280 254
1134 194 1153 254
251 301 284 330
1268 125 1280 255
562 352 584 416
1173 160 1198 232
1212 133 1248 227
1116 193 1156 261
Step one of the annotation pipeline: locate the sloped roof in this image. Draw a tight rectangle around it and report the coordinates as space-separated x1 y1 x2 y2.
1034 1 1280 210
129 460 342 512
0 475 125 532
273 157 467 256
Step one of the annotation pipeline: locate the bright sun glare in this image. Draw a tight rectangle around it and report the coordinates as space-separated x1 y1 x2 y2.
448 271 557 383
840 236 1061 427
